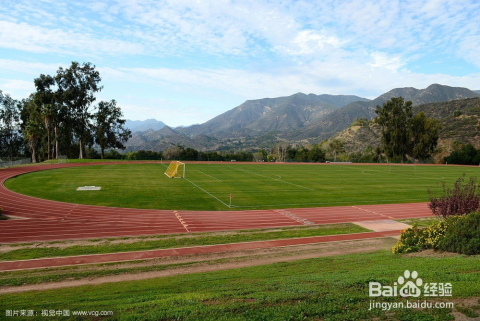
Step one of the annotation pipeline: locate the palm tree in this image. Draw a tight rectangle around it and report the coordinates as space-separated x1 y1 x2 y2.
25 120 41 163
41 104 54 160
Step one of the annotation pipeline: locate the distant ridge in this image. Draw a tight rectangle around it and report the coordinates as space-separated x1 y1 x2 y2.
125 119 166 133
179 93 370 137
156 126 177 136
125 84 480 152
474 90 480 94
284 84 480 141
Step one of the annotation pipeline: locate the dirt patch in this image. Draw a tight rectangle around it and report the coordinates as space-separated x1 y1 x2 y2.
405 249 460 258
450 297 480 320
0 237 396 294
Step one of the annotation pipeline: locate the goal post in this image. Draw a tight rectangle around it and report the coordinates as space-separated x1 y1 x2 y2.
164 161 185 178
58 155 69 164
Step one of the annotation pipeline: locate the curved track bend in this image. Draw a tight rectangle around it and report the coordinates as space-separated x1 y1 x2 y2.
0 162 432 243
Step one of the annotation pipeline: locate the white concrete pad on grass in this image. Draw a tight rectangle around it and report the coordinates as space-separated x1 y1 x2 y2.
76 186 101 191
353 219 411 232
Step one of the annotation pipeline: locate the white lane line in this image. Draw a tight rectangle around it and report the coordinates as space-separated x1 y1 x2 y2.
184 178 230 208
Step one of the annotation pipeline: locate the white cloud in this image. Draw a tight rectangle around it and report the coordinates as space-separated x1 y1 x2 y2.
0 21 143 56
369 52 405 72
282 30 342 55
0 79 35 97
115 61 480 103
2 0 480 69
0 59 62 75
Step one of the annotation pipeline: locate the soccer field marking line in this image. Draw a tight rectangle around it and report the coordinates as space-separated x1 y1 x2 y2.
161 163 230 208
61 168 80 190
208 190 304 194
194 170 223 182
184 178 231 208
232 167 314 191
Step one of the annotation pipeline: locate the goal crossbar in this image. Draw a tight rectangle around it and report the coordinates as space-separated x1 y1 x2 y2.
58 155 69 164
164 161 185 178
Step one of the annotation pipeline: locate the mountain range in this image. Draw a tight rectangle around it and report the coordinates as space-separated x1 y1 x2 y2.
124 84 480 152
124 119 166 133
282 84 480 141
176 93 369 138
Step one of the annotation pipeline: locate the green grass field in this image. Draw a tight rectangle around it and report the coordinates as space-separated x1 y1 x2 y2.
2 250 480 320
5 163 479 211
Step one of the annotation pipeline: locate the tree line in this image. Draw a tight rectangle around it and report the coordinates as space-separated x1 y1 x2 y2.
0 62 131 162
98 144 328 163
444 144 480 165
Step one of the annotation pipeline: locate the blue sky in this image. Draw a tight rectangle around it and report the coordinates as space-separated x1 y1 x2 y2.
1 0 480 127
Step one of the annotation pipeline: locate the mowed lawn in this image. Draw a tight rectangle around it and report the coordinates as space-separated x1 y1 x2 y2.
5 163 479 211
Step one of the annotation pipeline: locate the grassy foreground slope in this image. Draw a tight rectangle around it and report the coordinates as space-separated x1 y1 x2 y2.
2 250 480 320
5 163 479 211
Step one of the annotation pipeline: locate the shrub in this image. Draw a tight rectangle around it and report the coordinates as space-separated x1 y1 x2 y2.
392 220 449 254
439 211 480 255
444 144 480 165
392 225 423 254
428 175 480 219
393 212 480 255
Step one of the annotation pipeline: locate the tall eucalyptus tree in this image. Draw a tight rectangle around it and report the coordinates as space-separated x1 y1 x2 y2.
56 62 102 159
92 100 132 159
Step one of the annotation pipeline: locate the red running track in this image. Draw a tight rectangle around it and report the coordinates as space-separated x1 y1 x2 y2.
0 162 432 244
0 230 401 271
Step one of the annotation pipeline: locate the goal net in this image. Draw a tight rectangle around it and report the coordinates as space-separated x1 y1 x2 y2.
164 161 185 178
58 155 69 164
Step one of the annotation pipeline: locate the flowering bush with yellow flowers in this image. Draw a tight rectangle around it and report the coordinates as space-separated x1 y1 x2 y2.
392 215 465 254
392 225 424 254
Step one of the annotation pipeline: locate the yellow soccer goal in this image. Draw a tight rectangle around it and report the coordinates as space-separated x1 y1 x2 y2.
164 161 185 178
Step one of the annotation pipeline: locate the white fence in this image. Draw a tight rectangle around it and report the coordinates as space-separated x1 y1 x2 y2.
0 158 32 168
